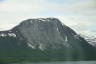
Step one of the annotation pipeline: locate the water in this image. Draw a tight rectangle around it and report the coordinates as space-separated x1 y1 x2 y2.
12 61 96 64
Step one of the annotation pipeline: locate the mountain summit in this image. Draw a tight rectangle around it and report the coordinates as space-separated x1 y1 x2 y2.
14 18 78 50
0 18 96 62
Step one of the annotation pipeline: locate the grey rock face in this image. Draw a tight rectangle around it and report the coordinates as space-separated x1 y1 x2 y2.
14 18 76 50
12 18 91 51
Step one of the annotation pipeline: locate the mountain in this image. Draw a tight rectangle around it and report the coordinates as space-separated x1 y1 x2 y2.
0 18 96 63
81 35 96 47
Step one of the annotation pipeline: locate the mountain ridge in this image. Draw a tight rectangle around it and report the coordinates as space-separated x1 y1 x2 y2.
0 18 96 63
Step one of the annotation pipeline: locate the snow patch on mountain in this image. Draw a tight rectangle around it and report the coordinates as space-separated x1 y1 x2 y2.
0 32 16 37
80 34 96 46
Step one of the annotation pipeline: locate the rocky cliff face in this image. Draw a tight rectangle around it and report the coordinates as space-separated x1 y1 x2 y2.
0 18 96 62
12 18 84 50
15 18 77 50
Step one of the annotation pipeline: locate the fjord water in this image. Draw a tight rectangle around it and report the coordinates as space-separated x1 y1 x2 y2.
12 61 96 64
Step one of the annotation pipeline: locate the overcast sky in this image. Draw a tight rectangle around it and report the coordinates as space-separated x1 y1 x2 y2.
0 0 96 36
